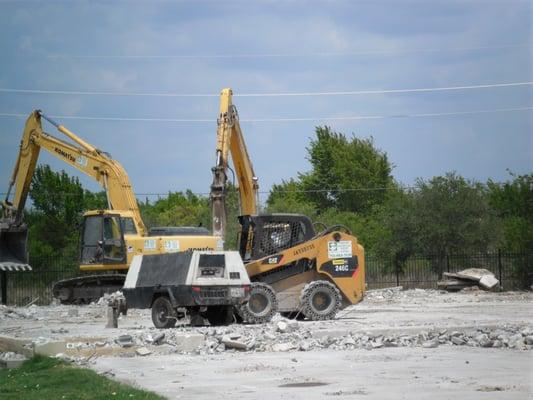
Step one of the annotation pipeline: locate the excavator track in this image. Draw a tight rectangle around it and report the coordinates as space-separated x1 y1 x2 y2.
52 274 126 305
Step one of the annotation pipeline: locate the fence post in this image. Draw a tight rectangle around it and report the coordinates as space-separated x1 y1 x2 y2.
1 271 7 305
446 254 450 273
395 258 400 287
498 249 503 291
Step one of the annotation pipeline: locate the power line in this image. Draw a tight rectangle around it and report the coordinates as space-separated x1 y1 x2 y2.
0 186 412 198
0 81 531 98
0 106 531 123
46 44 531 60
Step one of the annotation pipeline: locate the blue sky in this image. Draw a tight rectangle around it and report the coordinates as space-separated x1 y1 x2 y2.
0 0 531 205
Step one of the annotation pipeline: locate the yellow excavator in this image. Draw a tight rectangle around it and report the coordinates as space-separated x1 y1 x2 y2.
211 88 366 322
1 110 221 303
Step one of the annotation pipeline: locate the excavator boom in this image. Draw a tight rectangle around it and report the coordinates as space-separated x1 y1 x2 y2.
211 88 258 240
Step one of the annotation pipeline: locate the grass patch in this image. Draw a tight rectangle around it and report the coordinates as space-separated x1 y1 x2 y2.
0 355 164 400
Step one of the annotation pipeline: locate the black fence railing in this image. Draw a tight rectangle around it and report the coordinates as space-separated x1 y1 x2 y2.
1 251 531 306
365 251 532 290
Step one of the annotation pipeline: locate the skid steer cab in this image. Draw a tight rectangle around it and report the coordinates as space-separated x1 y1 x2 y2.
122 250 250 328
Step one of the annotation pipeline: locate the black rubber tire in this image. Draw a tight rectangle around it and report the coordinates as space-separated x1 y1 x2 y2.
300 280 341 321
238 282 278 324
205 306 234 326
151 296 177 329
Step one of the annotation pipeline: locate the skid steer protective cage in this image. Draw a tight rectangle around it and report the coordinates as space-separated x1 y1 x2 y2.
238 214 315 262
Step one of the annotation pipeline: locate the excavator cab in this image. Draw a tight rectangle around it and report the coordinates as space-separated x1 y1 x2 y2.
80 213 127 266
238 214 315 262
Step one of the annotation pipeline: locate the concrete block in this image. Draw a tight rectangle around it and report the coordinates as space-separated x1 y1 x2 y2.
135 347 152 356
311 329 350 340
173 334 205 352
0 336 33 358
0 358 27 369
33 341 66 356
272 342 295 352
221 336 247 350
479 275 499 290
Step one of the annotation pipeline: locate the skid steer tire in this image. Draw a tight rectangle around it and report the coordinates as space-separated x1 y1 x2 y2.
300 280 341 321
238 282 278 324
151 296 177 329
206 305 234 326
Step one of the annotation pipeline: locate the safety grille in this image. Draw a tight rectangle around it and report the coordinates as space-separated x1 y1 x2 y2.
257 221 306 256
199 288 228 298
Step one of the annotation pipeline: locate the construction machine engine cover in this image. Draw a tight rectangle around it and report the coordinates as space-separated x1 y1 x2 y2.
122 250 250 309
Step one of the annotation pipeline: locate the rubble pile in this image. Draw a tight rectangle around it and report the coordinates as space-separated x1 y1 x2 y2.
186 321 533 354
0 304 39 320
438 268 499 292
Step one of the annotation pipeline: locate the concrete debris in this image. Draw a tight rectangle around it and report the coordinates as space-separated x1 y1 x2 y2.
276 321 288 333
96 291 125 306
152 332 165 345
0 351 28 369
135 347 152 356
115 335 134 348
438 268 499 292
0 289 530 366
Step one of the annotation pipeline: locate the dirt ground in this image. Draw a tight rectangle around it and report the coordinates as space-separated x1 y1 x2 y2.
1 289 532 399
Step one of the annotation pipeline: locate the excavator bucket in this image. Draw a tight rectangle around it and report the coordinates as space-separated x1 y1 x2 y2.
0 223 29 268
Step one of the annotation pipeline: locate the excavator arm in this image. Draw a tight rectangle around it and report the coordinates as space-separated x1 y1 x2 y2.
3 110 146 234
1 110 147 267
211 88 258 239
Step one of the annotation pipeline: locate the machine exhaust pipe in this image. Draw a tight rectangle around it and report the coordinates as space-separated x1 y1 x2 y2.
0 222 29 268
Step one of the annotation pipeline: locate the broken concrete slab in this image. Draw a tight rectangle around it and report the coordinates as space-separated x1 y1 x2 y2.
34 340 66 356
440 268 499 292
0 336 33 358
221 336 247 350
455 268 495 282
272 342 295 352
0 352 28 369
479 275 499 290
173 334 205 352
135 347 152 356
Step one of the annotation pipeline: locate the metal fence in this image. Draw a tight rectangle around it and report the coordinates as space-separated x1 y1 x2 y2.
365 251 532 290
1 251 532 306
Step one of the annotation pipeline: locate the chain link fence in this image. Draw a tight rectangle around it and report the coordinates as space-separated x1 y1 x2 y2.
1 251 532 306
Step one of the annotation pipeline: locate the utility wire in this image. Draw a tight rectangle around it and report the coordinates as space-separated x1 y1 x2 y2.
46 44 531 59
0 81 531 98
0 106 531 123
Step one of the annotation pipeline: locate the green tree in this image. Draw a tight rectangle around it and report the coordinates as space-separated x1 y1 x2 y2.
376 172 500 261
488 172 533 251
298 126 394 214
140 185 241 249
27 165 107 264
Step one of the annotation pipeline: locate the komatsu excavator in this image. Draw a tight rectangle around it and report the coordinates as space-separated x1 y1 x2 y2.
210 88 365 323
1 111 221 304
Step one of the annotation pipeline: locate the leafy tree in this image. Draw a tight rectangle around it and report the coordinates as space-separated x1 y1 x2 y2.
140 185 241 249
376 172 500 261
266 179 317 218
488 172 533 251
27 165 107 265
298 126 394 214
140 190 211 229
414 172 500 256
